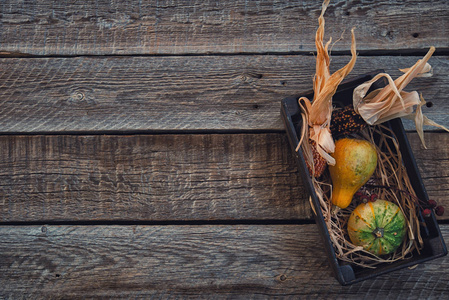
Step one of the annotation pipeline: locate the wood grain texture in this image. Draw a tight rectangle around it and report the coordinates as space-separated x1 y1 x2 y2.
0 133 447 222
1 0 448 298
0 133 308 222
0 55 448 133
1 224 448 298
407 132 449 218
0 0 448 56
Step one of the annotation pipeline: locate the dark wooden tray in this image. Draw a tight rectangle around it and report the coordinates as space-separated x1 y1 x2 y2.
281 71 447 285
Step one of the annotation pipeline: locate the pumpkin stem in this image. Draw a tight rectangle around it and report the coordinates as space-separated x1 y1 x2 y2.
372 228 384 238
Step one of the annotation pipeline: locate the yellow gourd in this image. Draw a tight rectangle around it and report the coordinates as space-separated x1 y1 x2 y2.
329 138 377 209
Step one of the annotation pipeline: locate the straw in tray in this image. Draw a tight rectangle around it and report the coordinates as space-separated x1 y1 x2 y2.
314 124 423 268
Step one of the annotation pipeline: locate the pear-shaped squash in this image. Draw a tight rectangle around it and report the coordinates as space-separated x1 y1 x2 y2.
347 199 407 256
329 138 377 209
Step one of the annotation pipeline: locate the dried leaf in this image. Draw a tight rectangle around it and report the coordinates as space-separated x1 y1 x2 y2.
298 0 357 166
403 94 449 148
399 62 433 77
353 47 447 147
353 47 435 126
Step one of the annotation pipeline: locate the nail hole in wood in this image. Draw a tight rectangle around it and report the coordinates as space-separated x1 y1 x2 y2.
412 33 419 38
426 101 433 108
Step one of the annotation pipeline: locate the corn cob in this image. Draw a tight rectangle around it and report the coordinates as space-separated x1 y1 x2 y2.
306 139 328 178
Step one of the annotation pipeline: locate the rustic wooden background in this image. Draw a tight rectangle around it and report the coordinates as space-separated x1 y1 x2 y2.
1 0 448 298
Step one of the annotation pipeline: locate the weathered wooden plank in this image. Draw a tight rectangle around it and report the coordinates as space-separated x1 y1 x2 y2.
0 132 447 222
0 133 308 222
0 0 447 56
1 224 448 298
408 132 449 207
0 55 447 133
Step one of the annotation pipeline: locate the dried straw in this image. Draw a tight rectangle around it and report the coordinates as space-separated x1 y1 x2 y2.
306 124 423 268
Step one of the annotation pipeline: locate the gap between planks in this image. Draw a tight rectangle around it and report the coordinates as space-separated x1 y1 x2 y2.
2 48 449 59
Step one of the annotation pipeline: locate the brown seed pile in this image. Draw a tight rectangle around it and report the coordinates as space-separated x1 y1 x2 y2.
330 105 367 138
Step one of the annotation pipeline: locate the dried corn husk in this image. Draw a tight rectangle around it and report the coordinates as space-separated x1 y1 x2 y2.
297 0 357 166
353 46 449 148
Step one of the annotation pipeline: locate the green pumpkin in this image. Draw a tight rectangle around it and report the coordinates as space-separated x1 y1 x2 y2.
347 199 407 256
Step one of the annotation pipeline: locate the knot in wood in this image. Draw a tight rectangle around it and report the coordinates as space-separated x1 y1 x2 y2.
74 91 85 101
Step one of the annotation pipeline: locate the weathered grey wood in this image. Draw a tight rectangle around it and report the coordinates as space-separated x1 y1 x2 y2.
407 132 449 213
0 132 447 222
0 133 308 222
0 55 447 133
0 0 447 56
1 224 448 298
1 0 448 298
